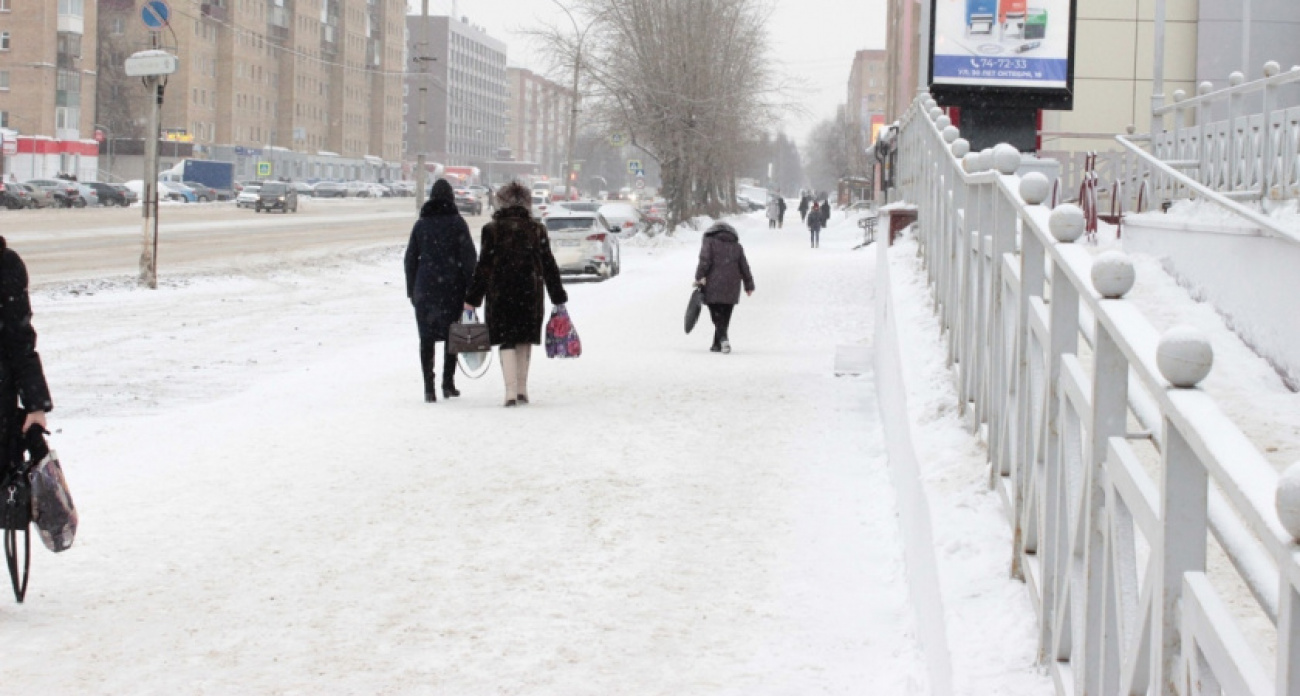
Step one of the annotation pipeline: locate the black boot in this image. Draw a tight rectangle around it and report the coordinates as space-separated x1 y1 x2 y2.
441 342 460 398
420 340 436 403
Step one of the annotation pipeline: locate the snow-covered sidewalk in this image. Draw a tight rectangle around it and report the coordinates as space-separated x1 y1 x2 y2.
0 211 1047 693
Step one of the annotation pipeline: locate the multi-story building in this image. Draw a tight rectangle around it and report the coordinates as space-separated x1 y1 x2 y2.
503 67 570 180
97 0 404 163
847 50 888 146
0 0 99 178
403 14 507 169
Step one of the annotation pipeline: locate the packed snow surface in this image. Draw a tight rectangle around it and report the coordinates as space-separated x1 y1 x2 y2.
0 208 1049 694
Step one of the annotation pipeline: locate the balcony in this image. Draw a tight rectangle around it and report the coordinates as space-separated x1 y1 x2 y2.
320 23 338 57
200 1 229 22
268 5 289 42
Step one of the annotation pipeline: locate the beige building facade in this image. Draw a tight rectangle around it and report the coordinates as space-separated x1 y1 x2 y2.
504 67 570 180
0 0 98 139
97 0 403 162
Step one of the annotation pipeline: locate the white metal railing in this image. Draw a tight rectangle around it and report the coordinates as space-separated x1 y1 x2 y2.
1149 64 1300 207
896 93 1300 696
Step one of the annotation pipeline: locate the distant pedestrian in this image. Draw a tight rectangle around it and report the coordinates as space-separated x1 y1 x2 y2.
694 222 755 354
808 201 822 248
777 196 787 228
766 195 780 229
404 179 478 403
464 182 569 407
798 194 810 222
820 198 832 228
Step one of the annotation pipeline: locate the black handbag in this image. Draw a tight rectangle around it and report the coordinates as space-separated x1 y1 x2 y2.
2 415 34 603
684 286 704 334
448 317 492 354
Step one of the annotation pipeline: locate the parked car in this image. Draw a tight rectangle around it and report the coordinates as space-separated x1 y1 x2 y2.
453 188 483 216
1 182 40 209
466 184 490 206
73 183 99 207
25 179 81 208
553 201 602 214
544 212 621 278
158 181 196 202
598 202 648 237
312 181 347 198
235 184 262 208
182 180 219 202
255 181 298 213
84 181 131 206
531 192 551 218
291 181 315 197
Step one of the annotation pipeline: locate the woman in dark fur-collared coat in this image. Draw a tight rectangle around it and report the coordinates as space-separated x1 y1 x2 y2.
405 179 478 402
464 181 568 407
694 221 755 354
0 236 53 459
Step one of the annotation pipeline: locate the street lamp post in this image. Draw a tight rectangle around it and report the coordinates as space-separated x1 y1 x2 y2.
550 0 590 197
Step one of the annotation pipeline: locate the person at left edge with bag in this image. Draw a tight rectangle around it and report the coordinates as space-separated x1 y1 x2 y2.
405 179 478 403
0 236 53 456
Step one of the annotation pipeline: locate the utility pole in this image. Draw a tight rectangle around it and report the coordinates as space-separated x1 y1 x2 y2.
414 0 431 210
552 0 584 197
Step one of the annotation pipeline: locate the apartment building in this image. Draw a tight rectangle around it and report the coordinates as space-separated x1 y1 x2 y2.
0 0 98 138
97 0 404 162
503 67 570 180
848 50 888 144
403 15 507 168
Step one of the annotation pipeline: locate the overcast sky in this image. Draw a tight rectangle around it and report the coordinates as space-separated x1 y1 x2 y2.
405 0 888 145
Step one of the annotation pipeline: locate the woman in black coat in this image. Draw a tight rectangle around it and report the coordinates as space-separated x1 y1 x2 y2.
404 179 478 402
694 222 755 354
808 201 823 248
0 236 53 468
464 182 568 407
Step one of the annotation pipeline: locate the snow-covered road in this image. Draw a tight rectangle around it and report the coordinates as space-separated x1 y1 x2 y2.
0 211 1048 694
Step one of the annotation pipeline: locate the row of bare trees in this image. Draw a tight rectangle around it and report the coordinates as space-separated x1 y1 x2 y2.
533 0 790 229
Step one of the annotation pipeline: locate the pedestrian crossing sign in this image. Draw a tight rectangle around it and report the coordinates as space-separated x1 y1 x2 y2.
257 161 272 177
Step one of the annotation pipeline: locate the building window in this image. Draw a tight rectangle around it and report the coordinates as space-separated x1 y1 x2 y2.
57 0 83 18
55 106 79 130
0 32 8 50
111 17 125 35
0 0 9 11
0 111 7 127
0 71 8 90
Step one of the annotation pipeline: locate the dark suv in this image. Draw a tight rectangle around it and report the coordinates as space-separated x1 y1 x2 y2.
255 182 298 213
84 182 133 207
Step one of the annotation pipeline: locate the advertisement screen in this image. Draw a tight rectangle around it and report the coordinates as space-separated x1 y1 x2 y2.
929 0 1074 99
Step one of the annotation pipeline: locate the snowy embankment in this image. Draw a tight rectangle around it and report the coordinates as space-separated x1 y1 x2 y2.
0 207 1049 694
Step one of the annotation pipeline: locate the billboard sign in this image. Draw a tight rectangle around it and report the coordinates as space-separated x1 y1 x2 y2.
928 0 1076 108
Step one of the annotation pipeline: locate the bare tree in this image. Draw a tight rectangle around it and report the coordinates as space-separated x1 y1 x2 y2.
805 109 853 197
533 0 788 229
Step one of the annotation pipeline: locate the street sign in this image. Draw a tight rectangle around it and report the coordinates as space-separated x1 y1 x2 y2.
141 0 171 30
626 159 642 174
635 178 646 190
125 50 178 77
609 132 628 148
257 161 272 177
1 137 15 156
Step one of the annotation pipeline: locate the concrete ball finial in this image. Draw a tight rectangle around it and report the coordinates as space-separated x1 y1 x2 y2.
951 138 970 158
976 148 994 173
936 115 952 130
1173 89 1187 102
1049 204 1085 243
942 125 960 143
962 152 980 173
1230 71 1246 86
1198 81 1214 95
1157 325 1214 388
1126 124 1137 134
1091 251 1136 298
1276 463 1300 540
1019 173 1050 206
993 143 1021 175
1265 61 1281 77
925 98 938 110
929 106 944 120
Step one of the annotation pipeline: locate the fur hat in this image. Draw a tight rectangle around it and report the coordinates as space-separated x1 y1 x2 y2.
495 181 532 211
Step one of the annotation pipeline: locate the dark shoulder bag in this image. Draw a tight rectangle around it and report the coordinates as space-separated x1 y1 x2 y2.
2 412 32 603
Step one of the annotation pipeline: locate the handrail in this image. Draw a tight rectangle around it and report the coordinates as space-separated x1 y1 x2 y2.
1114 133 1300 245
1154 64 1300 115
895 92 1300 695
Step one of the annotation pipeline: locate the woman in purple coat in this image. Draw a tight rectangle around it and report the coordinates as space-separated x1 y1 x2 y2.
694 222 755 354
